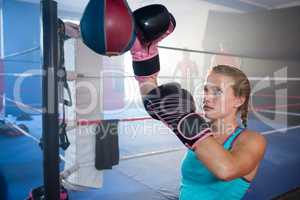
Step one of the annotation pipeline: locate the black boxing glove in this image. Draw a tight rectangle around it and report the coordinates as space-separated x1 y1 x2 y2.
130 4 176 78
133 4 176 43
143 83 212 149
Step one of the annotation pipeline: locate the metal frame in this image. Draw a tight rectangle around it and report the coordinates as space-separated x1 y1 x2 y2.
41 0 60 199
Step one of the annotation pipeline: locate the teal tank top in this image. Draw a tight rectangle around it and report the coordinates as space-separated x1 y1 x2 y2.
180 127 250 200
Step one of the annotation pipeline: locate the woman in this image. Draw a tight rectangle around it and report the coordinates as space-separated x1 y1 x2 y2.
179 65 266 199
129 5 266 200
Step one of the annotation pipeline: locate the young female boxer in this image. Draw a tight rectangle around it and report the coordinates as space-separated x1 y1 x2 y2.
130 4 266 200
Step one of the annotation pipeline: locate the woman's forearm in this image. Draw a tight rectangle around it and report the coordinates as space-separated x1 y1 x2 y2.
193 137 237 181
137 76 158 96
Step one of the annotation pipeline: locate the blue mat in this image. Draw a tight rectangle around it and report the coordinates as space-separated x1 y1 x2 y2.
1 114 300 200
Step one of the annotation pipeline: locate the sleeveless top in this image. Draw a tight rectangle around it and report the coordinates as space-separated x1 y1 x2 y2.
180 127 250 200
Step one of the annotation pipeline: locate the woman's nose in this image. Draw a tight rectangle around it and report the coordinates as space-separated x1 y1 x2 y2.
203 91 214 103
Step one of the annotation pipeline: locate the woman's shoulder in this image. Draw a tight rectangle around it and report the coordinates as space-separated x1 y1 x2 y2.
234 128 267 149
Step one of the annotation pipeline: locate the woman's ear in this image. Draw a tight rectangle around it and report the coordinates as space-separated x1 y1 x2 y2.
234 96 246 108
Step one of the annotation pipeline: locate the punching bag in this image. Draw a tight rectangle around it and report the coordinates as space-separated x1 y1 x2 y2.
80 0 136 56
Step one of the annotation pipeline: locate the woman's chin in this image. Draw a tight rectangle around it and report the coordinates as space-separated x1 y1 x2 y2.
203 110 221 121
203 111 214 120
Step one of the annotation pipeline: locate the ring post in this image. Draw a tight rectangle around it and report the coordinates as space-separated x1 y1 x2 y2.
41 0 60 199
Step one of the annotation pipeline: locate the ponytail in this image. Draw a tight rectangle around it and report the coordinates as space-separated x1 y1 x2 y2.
240 103 249 128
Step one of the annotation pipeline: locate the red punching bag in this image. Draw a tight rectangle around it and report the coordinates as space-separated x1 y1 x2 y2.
80 0 136 56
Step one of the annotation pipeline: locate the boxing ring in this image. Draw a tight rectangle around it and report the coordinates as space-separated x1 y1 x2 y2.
1 110 300 199
1 0 300 200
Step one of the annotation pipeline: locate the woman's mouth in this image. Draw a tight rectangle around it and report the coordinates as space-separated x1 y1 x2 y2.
203 105 214 111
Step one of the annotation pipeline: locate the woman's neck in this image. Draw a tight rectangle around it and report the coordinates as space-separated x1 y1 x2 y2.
211 118 239 136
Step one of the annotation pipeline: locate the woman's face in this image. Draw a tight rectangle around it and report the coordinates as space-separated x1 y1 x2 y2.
202 72 243 121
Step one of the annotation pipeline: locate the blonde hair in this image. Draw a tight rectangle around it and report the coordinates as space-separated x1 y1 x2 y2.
210 65 251 128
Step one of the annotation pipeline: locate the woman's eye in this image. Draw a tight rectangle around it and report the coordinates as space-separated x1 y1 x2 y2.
213 89 223 96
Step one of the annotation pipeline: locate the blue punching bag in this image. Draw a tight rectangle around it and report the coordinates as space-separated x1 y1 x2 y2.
80 0 136 56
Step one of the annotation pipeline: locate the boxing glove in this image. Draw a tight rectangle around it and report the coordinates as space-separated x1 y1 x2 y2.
130 4 176 78
143 82 212 149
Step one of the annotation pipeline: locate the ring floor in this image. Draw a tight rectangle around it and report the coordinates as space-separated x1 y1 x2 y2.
0 113 300 200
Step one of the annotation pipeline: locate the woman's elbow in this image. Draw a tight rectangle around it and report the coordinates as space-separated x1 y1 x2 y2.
215 165 237 181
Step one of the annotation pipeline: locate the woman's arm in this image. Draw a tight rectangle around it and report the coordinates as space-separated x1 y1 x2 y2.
137 76 158 96
193 131 266 181
129 5 175 96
